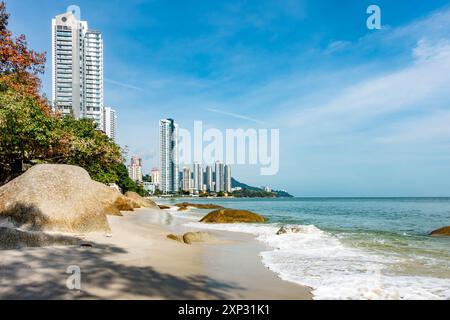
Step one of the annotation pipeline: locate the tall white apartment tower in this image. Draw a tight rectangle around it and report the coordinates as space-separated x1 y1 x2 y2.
205 165 213 192
182 167 191 193
215 161 224 193
160 119 179 194
103 107 117 142
224 165 232 193
193 162 203 194
52 10 104 129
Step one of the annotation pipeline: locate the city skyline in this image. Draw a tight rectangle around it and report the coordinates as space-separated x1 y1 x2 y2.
8 0 450 196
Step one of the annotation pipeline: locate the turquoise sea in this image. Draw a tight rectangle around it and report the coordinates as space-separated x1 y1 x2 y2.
162 197 450 300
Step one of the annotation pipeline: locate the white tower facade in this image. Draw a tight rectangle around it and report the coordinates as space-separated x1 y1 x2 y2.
224 165 232 193
52 10 104 129
160 119 179 194
103 107 117 142
206 165 213 192
215 161 224 193
193 162 203 194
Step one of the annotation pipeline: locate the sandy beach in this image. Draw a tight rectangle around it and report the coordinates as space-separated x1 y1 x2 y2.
0 208 312 300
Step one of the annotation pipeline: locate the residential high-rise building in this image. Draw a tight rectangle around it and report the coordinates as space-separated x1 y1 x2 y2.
215 161 224 193
224 165 232 193
128 156 143 183
193 162 203 194
52 10 104 129
182 167 191 193
103 107 117 142
151 168 160 186
205 165 213 192
160 119 179 194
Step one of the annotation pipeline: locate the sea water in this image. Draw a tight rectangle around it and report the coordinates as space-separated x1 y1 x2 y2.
162 197 450 300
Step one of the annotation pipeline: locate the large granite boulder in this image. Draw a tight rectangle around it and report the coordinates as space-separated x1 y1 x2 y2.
124 191 159 209
430 226 450 237
0 164 112 232
200 208 266 223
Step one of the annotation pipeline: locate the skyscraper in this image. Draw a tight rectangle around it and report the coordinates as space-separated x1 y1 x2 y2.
205 165 213 192
193 162 203 194
52 9 104 129
215 161 224 193
128 156 143 183
224 165 232 193
160 119 179 194
182 167 191 193
103 107 117 142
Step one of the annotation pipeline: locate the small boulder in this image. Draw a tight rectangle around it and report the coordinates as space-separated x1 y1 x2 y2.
167 232 216 244
183 232 215 244
430 226 450 237
276 226 302 235
167 234 184 243
159 205 171 210
200 209 266 223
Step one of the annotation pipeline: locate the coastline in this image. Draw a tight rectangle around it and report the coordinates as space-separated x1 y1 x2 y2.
0 208 312 300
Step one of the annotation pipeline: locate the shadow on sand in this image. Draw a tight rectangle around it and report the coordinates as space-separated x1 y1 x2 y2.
0 241 244 300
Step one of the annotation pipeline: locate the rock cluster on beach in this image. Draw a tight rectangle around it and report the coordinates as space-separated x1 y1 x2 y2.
175 202 224 211
0 164 159 249
430 226 450 237
167 231 216 244
200 208 266 223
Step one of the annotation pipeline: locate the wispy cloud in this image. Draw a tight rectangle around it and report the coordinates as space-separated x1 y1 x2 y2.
105 78 144 91
205 107 268 125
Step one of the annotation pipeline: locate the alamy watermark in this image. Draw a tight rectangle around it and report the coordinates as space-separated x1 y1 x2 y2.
66 265 81 290
178 121 279 176
367 4 382 30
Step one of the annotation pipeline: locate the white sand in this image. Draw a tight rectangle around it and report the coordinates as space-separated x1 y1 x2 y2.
0 208 311 299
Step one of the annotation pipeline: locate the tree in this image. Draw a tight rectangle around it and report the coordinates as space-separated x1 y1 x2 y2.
0 89 59 182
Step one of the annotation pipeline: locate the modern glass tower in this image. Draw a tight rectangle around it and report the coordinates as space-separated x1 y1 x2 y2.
160 119 179 194
52 10 104 129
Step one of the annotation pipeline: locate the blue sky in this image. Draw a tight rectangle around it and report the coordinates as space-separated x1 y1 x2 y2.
6 0 450 196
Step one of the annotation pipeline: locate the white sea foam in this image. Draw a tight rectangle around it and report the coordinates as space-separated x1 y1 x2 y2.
184 221 450 300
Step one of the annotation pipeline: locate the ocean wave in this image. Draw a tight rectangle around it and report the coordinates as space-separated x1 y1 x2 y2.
184 221 450 300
